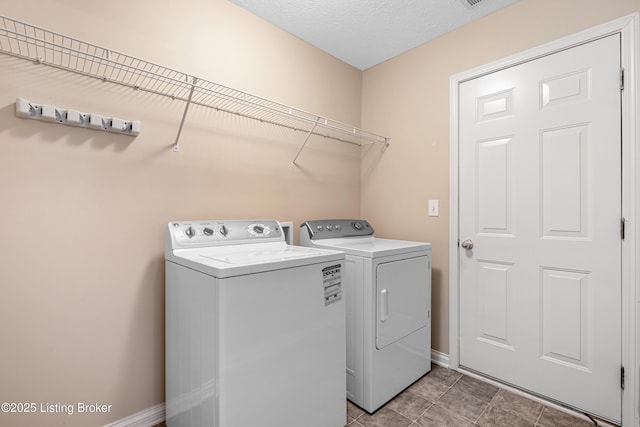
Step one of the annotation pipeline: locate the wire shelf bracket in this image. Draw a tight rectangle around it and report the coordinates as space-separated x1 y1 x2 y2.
0 15 391 157
291 117 320 166
173 76 197 152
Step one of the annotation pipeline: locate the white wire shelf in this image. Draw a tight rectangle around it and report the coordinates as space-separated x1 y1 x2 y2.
0 15 390 158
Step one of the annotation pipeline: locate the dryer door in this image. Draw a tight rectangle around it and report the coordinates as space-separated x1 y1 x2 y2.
376 255 430 349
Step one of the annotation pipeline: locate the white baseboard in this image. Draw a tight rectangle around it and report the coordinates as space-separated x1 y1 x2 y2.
102 402 165 427
431 349 450 368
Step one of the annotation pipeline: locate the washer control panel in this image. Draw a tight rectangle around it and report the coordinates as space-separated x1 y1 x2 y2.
168 219 283 248
301 219 374 240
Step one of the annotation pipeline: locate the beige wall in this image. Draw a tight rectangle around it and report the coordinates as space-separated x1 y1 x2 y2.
361 0 640 355
0 1 363 426
4 0 640 425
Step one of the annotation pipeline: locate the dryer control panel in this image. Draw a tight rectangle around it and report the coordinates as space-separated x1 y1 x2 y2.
167 219 284 250
301 219 374 240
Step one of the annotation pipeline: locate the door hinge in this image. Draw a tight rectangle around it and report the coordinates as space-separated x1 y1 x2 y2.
621 366 625 390
621 217 626 240
620 68 625 91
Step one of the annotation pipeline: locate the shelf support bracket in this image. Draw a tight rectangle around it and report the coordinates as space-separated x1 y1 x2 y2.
173 76 198 152
291 117 321 166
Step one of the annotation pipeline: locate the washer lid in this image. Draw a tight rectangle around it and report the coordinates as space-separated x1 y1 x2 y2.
168 241 344 277
308 236 431 258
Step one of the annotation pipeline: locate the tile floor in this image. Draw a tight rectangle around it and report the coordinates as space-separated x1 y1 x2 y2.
155 364 604 427
346 365 599 427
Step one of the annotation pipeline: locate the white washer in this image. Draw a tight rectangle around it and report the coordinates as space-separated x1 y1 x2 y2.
300 219 432 413
165 219 346 427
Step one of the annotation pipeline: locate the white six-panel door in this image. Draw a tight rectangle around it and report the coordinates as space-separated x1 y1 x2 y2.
458 34 622 422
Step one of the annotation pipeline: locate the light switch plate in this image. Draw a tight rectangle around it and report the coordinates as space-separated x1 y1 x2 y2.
428 199 439 217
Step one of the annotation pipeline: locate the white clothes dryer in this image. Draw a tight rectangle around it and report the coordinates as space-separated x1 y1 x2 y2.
165 219 346 427
300 219 432 413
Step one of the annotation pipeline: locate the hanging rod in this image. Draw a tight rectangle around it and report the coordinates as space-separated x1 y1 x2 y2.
0 15 390 149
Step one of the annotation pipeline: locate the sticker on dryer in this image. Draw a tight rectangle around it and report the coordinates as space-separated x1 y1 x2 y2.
322 264 342 306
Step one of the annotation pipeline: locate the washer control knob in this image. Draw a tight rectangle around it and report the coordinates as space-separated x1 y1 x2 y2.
253 225 265 234
352 222 363 231
185 226 195 238
219 225 228 236
316 225 324 231
335 224 342 231
203 227 214 236
326 224 333 231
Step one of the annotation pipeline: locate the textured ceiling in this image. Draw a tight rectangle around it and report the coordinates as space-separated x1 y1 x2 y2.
228 0 522 70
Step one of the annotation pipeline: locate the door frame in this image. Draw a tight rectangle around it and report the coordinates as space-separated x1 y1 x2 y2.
449 13 639 425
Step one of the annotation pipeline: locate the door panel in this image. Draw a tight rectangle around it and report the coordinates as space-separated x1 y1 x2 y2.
540 267 590 369
541 125 589 237
476 261 513 349
477 137 513 235
459 34 621 422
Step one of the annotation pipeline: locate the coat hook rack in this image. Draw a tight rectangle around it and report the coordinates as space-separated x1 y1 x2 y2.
15 97 141 136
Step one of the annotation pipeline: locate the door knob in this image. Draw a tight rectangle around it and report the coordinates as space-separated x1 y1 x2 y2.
461 239 474 250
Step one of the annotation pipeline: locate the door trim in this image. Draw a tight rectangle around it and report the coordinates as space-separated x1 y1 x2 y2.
449 13 639 425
